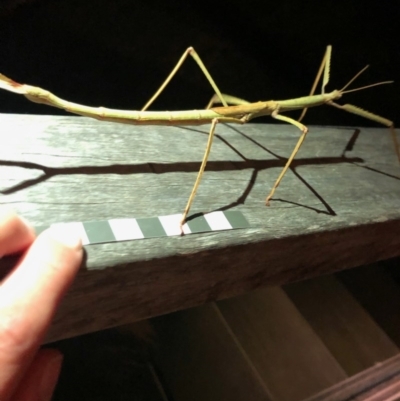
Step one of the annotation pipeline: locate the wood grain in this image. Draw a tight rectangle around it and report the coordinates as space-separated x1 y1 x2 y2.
1 114 400 342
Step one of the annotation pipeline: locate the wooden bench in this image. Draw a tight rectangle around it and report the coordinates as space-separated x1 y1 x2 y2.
1 114 399 343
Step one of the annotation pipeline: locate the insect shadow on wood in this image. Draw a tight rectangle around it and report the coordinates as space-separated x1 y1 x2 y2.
340 128 400 182
221 124 358 216
341 128 361 156
0 124 363 218
180 124 367 216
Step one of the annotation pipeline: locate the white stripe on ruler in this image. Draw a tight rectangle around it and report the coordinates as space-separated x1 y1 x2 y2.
51 222 90 245
108 218 144 240
158 214 191 236
204 211 232 231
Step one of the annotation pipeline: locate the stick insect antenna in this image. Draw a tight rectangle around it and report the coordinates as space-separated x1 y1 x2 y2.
340 65 370 92
342 80 394 94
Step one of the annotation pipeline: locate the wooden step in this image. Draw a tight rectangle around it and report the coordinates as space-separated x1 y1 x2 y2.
217 287 347 401
304 354 400 401
337 262 400 348
152 303 273 401
152 287 347 401
284 275 399 375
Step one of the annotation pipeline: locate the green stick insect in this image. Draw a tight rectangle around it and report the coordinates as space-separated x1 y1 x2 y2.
1 46 398 230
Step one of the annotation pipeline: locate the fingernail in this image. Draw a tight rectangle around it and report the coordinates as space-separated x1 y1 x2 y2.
40 352 63 401
18 215 36 234
47 225 82 250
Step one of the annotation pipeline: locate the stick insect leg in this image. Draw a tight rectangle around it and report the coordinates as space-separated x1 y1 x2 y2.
142 47 228 111
298 45 332 122
180 116 244 230
206 93 251 109
329 101 400 162
265 112 309 205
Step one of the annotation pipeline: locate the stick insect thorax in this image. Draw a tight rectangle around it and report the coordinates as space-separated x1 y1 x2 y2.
276 91 342 113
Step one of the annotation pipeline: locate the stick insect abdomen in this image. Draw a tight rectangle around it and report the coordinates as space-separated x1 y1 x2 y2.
21 85 226 126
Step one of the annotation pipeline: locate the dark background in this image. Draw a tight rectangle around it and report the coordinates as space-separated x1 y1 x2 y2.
0 0 398 127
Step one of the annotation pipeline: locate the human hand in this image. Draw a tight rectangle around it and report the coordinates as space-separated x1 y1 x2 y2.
0 210 83 400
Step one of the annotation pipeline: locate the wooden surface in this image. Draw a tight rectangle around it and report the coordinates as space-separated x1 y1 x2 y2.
1 113 400 342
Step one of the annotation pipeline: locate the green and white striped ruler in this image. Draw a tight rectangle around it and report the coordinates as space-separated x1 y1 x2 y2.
37 211 250 245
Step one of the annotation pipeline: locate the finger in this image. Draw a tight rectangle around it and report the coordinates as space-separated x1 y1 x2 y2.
0 210 36 257
11 348 63 401
0 226 82 400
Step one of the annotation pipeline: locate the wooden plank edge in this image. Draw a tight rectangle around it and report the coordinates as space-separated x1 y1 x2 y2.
1 218 399 343
45 218 400 342
304 354 400 401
